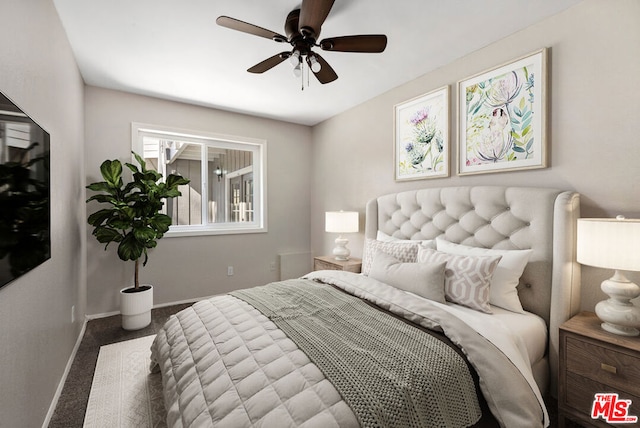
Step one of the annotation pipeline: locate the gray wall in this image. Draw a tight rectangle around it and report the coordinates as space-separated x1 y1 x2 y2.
2 1 638 425
85 86 312 315
310 0 640 312
0 0 86 426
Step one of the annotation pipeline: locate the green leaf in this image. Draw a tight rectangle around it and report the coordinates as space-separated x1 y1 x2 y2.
141 170 162 182
93 226 123 244
163 189 181 198
166 174 190 189
86 194 117 205
86 181 111 192
133 225 157 241
117 234 145 262
124 162 140 174
132 152 147 172
87 209 115 227
149 214 172 233
512 146 525 153
100 159 123 187
107 218 132 230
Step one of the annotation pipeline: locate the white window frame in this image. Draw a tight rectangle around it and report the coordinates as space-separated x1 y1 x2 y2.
131 122 267 237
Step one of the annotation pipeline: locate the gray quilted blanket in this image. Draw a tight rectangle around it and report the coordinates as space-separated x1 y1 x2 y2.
231 280 481 428
151 270 547 427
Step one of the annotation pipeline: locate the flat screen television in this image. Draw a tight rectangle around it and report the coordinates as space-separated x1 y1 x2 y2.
0 91 50 289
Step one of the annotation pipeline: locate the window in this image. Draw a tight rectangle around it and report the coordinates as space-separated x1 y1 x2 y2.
132 123 267 236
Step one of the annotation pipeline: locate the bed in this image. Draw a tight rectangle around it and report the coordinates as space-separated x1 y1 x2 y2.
150 185 581 427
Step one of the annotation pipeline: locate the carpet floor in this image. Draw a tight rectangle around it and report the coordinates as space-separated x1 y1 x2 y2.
48 304 192 428
47 302 577 427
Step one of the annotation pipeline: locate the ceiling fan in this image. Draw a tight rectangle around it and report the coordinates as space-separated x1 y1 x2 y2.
216 0 387 85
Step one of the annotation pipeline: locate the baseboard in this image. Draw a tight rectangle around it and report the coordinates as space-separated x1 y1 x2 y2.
86 310 119 320
154 297 203 309
42 318 88 428
86 296 209 320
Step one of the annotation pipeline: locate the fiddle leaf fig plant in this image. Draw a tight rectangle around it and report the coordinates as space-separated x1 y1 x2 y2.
86 152 190 289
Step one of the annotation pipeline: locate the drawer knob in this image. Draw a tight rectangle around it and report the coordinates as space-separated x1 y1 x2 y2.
601 363 617 374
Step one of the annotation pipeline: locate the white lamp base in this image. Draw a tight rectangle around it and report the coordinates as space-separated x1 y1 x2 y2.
595 271 640 337
332 236 350 261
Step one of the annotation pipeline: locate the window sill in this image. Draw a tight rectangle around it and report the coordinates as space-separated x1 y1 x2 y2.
165 224 267 237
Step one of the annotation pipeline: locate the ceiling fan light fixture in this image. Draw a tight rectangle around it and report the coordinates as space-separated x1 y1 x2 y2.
308 55 321 73
289 50 301 66
293 62 302 77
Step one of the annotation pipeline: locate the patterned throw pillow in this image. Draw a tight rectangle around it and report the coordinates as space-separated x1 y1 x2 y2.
417 247 502 313
362 238 420 276
435 239 533 313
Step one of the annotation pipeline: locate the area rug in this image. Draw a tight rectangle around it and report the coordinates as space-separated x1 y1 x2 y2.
83 335 166 428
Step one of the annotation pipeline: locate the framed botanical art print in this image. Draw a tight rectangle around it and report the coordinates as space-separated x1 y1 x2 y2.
394 86 449 181
458 48 548 175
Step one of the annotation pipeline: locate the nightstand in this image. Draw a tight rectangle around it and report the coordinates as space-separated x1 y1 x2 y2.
559 311 640 427
313 256 361 273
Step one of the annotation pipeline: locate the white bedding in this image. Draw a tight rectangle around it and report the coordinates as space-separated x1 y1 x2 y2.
424 298 549 424
434 302 548 367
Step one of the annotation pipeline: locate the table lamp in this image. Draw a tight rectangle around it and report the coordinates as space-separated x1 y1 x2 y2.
325 211 359 261
577 217 640 336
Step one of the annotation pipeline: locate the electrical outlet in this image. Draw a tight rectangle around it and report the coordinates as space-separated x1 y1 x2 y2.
227 266 234 276
71 305 75 323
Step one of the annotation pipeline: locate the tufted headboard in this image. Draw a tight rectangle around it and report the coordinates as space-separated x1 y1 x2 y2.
364 186 581 397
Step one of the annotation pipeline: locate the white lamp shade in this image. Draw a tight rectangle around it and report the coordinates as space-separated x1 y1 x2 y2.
325 211 359 234
577 218 640 271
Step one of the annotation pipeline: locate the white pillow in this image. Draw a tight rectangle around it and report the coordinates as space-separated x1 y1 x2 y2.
376 230 437 249
362 238 420 276
369 251 446 303
417 247 501 313
436 238 533 313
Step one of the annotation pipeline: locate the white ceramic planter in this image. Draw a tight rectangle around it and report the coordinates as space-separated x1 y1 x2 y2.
120 284 153 330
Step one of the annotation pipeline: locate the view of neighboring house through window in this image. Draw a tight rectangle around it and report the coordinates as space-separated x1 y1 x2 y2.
132 123 266 236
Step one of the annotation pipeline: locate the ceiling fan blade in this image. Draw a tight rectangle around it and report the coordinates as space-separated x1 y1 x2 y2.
216 16 287 42
299 0 335 38
311 53 338 84
247 52 291 74
320 35 388 53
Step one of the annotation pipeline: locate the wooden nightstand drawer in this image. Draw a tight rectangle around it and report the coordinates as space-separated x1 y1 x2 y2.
559 312 640 427
313 256 361 273
566 336 640 396
565 371 640 419
314 258 340 270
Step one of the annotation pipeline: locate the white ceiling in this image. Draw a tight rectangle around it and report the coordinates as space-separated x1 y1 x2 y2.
53 0 582 126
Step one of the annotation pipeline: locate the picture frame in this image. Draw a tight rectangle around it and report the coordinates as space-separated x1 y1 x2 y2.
457 48 548 175
394 85 449 181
